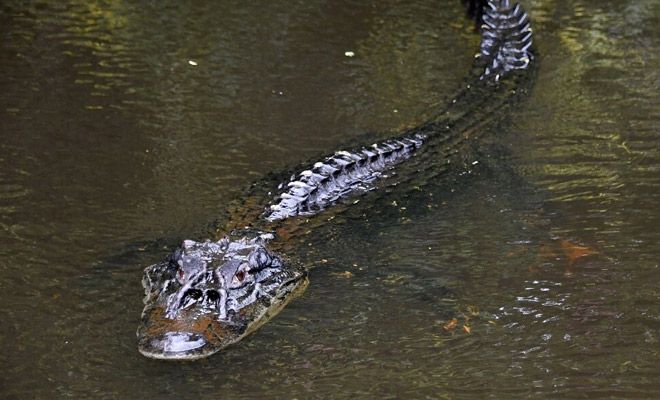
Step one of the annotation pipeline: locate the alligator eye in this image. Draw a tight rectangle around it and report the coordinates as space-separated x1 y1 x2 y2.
235 271 245 282
206 290 220 301
185 289 203 300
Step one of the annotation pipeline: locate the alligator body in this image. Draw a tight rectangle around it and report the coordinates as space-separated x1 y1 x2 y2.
137 0 535 360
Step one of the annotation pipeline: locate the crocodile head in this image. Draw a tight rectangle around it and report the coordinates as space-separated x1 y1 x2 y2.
137 234 307 360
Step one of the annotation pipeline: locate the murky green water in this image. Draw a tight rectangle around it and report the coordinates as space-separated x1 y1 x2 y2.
1 0 659 398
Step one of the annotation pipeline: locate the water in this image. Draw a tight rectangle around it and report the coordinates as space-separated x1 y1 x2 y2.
1 0 659 398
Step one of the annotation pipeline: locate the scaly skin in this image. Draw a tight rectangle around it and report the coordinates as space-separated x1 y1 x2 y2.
137 0 535 360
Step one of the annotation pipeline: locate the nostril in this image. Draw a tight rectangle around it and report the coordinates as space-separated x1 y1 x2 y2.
206 290 220 301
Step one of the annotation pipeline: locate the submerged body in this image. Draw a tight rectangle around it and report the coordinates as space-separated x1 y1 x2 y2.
138 0 535 360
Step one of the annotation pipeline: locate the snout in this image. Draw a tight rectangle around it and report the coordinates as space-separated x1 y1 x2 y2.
138 330 212 360
136 306 241 360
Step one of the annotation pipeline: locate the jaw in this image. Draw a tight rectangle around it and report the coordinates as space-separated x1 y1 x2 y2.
137 275 309 361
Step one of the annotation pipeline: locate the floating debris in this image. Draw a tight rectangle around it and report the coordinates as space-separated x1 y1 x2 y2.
443 318 458 331
560 238 598 265
330 271 355 279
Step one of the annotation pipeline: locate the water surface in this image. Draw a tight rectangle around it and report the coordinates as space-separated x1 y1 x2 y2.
1 0 659 398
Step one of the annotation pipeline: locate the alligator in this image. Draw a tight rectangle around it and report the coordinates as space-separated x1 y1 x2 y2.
137 0 535 360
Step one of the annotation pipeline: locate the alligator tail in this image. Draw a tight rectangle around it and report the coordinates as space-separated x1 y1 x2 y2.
474 0 533 81
231 1 536 226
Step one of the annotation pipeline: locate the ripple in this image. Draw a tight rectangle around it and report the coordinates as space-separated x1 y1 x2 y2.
1 0 660 398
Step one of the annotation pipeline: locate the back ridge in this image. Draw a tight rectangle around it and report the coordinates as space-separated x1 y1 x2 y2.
259 0 535 222
475 0 533 81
